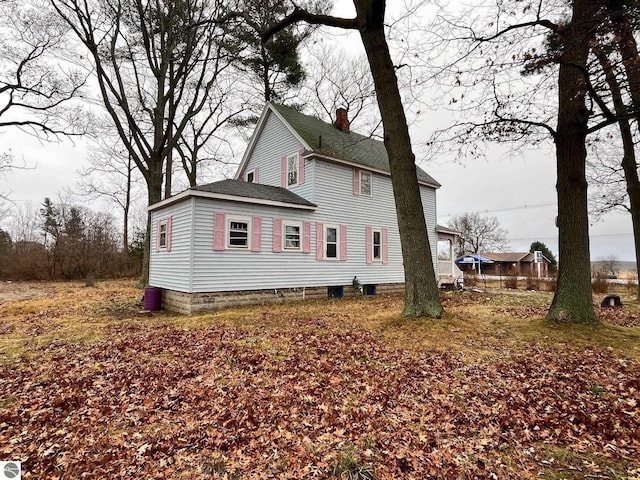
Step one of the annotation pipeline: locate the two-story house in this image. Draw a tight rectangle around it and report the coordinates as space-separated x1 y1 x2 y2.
148 102 445 313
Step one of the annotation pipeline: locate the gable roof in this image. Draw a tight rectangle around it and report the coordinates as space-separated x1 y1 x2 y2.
237 102 440 188
192 180 316 207
481 252 550 263
149 179 317 212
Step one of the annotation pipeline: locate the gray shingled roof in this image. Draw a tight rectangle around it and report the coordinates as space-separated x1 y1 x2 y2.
270 103 440 187
481 252 531 262
191 179 316 207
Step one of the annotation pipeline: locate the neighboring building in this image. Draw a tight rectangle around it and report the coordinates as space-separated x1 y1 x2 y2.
436 225 464 288
456 251 551 277
148 102 447 313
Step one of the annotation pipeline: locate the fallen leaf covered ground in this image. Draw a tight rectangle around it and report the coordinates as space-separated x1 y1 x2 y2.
1 281 639 479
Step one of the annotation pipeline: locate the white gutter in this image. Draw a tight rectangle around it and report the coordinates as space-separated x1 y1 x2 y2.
148 189 317 212
305 152 441 189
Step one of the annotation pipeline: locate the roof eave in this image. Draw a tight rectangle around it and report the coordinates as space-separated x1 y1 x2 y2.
148 189 317 212
235 103 312 180
305 152 441 189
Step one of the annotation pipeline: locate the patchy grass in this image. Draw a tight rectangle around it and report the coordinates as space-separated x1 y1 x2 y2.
0 281 639 479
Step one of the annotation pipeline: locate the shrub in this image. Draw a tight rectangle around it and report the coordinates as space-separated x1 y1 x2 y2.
592 273 609 294
526 275 540 290
539 277 557 292
464 273 477 287
504 276 519 289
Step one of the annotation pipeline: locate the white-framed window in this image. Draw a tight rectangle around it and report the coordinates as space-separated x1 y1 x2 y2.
360 171 372 196
159 220 168 249
227 216 251 249
372 229 382 260
246 169 256 183
287 153 298 186
325 225 339 259
283 221 301 250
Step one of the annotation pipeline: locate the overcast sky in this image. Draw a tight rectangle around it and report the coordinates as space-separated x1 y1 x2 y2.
0 2 635 261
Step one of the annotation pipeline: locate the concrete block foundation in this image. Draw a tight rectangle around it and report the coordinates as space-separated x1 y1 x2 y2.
161 282 405 314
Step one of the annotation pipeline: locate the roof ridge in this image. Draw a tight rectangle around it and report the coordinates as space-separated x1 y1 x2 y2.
269 103 441 188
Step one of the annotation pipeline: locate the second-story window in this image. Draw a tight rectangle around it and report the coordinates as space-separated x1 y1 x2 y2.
360 171 372 196
246 170 255 183
287 154 298 186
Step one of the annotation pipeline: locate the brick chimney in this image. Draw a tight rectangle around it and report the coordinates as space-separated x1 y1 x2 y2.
335 108 350 133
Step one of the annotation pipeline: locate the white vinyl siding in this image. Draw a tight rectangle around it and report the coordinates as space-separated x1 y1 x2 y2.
191 199 320 292
239 111 315 202
311 161 438 286
149 199 194 292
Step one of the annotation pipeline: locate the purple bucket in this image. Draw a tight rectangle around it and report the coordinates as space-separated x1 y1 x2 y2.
143 287 162 311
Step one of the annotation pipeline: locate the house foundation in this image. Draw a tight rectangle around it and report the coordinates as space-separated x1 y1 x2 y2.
162 282 405 314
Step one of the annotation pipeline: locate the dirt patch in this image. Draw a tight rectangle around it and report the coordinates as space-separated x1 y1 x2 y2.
0 282 52 304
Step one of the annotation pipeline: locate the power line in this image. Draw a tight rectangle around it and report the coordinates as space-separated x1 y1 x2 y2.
508 232 634 242
439 202 556 218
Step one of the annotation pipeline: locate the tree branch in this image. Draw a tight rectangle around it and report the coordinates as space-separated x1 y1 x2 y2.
261 6 358 43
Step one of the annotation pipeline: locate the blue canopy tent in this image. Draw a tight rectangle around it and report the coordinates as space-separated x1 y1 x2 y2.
455 254 495 275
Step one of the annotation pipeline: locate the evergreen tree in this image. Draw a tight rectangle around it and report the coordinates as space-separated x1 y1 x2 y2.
530 241 557 272
236 0 312 104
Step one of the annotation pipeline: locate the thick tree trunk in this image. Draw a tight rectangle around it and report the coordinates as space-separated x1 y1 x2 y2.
621 134 640 301
609 2 640 299
547 0 599 323
356 0 442 318
596 46 640 301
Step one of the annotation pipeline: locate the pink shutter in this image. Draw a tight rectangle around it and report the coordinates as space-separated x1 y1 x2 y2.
251 216 262 252
214 212 226 251
254 168 259 183
340 224 347 261
281 156 287 187
272 218 282 252
155 220 160 253
166 216 172 252
243 172 247 181
382 228 389 264
366 226 373 264
316 222 324 260
302 221 311 253
298 149 305 185
353 168 360 195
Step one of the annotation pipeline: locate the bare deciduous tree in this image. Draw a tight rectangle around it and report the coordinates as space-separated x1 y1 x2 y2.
429 0 607 323
76 126 144 251
448 212 509 256
301 43 381 136
50 0 244 284
0 0 87 137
